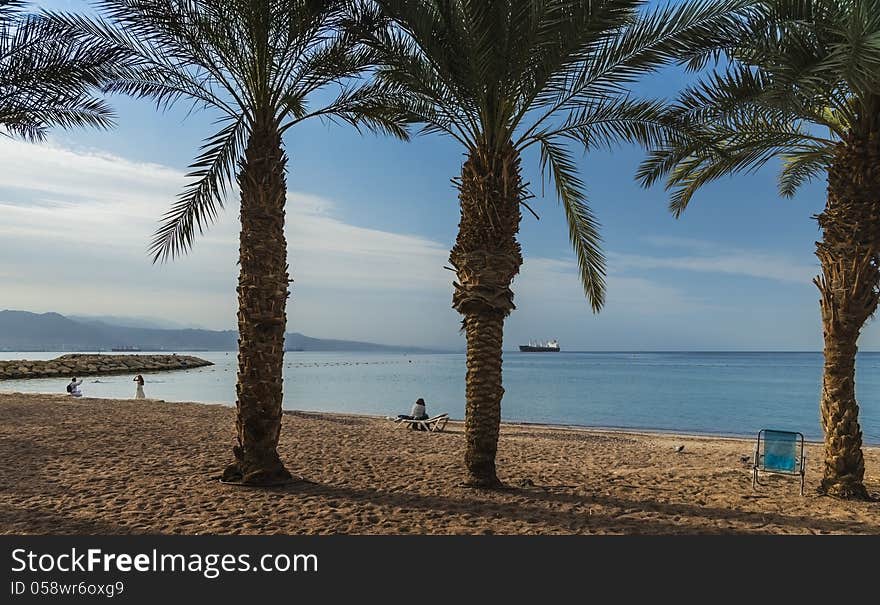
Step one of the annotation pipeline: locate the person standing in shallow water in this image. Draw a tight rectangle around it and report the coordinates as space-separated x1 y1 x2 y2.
133 374 145 399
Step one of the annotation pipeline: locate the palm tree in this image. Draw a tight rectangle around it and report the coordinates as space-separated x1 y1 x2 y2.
638 0 880 499
365 0 755 487
78 0 408 486
0 0 118 140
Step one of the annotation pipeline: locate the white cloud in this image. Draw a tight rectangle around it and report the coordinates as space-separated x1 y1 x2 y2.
0 138 179 206
0 138 459 341
608 250 817 283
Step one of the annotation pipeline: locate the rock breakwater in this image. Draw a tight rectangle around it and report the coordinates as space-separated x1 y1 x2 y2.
0 354 213 380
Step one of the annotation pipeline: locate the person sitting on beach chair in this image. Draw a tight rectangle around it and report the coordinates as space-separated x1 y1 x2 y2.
397 397 430 430
393 398 449 432
66 377 83 398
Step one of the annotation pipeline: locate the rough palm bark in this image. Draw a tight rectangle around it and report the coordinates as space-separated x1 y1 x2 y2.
813 131 880 500
450 142 523 487
221 115 293 486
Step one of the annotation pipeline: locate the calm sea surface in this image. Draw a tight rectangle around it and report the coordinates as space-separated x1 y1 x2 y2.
2 351 880 444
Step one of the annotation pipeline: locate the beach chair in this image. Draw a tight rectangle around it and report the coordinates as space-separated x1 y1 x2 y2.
393 413 449 432
752 429 806 496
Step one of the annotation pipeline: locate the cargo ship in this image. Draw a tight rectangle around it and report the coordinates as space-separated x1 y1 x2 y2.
518 339 560 352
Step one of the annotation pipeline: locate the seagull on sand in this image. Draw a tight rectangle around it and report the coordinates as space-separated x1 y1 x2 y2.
674 445 685 453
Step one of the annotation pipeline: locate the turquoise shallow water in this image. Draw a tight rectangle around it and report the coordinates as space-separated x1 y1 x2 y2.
2 351 880 444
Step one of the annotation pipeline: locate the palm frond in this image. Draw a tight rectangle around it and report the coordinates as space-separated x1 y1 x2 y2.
639 0 878 213
523 96 672 152
286 78 412 141
538 135 606 312
361 4 482 146
0 5 121 140
646 109 835 216
149 114 246 262
778 143 832 198
57 2 247 116
534 0 757 118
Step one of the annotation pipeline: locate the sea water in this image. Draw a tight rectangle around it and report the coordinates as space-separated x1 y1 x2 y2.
2 351 879 444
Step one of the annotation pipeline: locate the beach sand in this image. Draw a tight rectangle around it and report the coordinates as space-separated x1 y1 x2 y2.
1 392 878 534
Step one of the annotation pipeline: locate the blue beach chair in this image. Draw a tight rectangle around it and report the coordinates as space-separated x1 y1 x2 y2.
752 429 806 496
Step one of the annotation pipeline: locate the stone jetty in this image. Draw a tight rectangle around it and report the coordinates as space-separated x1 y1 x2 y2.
0 354 213 380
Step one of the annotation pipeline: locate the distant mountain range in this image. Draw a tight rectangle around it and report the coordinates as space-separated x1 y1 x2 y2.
67 314 204 331
0 310 433 353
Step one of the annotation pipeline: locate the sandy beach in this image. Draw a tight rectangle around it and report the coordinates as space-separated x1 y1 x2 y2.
1 391 878 535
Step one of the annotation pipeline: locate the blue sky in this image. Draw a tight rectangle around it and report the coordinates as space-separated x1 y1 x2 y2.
1 0 873 351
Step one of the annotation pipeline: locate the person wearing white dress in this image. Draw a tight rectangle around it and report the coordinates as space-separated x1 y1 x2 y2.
134 374 145 399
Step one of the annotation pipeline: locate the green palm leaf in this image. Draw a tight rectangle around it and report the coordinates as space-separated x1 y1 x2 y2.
641 0 880 209
0 2 120 140
149 114 246 262
538 135 606 311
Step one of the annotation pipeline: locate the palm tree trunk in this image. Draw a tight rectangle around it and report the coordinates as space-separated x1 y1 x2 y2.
814 131 880 500
450 142 523 487
221 116 292 486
